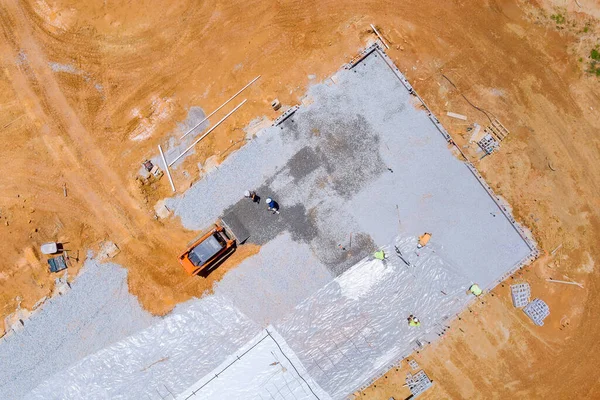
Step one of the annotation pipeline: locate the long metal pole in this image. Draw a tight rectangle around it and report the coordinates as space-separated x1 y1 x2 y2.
158 144 176 192
169 99 247 167
370 24 389 49
180 76 260 139
546 278 584 288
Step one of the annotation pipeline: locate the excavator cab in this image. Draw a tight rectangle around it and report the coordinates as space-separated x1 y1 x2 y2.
178 224 235 275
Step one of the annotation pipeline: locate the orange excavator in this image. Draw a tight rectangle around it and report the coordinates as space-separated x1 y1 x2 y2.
178 223 236 276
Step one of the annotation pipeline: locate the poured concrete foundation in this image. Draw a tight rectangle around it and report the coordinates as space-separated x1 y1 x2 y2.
15 45 536 400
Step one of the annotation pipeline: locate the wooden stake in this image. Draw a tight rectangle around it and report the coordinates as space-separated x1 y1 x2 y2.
181 76 260 139
158 145 176 192
169 99 247 167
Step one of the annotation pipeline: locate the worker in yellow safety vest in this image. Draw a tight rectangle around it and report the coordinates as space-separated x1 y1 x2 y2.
469 284 483 296
408 314 421 327
374 250 386 260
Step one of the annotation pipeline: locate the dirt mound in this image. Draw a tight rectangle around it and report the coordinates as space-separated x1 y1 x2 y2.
1 0 600 397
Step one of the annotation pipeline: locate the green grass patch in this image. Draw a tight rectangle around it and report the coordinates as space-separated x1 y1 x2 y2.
551 13 566 24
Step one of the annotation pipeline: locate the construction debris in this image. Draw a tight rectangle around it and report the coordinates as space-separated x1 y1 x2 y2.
141 160 163 179
97 241 120 261
407 370 433 397
142 160 154 172
271 98 281 111
48 254 68 273
510 283 531 308
468 122 483 142
446 111 467 121
523 298 550 326
477 133 499 155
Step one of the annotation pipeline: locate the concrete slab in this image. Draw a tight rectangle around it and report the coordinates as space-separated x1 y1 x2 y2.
213 233 333 326
21 45 536 400
169 46 533 285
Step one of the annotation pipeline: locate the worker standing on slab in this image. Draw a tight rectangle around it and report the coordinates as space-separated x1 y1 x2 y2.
417 232 432 248
408 315 421 327
244 190 260 203
469 284 483 296
374 250 386 260
266 197 280 214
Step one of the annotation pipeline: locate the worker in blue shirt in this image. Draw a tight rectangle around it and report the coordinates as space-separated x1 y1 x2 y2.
266 197 280 214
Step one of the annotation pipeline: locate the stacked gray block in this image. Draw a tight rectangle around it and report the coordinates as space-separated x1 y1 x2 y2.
408 370 433 397
408 359 419 371
510 283 531 308
523 298 550 326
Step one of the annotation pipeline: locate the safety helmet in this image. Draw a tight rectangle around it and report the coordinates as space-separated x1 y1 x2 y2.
244 190 251 197
266 197 272 203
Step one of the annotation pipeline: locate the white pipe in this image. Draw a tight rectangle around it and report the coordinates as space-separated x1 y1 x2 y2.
169 99 247 167
180 76 260 139
158 144 176 192
546 278 584 288
370 24 389 49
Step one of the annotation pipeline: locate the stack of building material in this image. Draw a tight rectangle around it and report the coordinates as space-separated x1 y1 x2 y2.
408 370 433 397
510 283 531 308
477 133 499 155
408 359 419 370
523 298 550 326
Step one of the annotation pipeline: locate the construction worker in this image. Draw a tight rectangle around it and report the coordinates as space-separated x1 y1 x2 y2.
374 250 386 260
469 283 483 296
408 315 421 327
266 197 280 214
417 233 432 249
244 190 260 203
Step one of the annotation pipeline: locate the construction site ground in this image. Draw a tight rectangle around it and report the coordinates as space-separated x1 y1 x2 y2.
1 0 600 398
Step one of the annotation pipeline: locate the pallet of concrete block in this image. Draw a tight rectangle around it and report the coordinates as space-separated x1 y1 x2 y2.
510 283 531 308
408 370 433 397
523 298 550 326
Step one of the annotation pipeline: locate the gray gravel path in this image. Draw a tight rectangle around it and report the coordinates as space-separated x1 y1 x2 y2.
0 259 157 400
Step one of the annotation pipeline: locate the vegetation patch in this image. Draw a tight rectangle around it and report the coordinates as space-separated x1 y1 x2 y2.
588 46 600 76
550 13 566 24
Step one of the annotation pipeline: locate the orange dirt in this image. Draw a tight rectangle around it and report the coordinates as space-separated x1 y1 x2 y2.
1 0 600 398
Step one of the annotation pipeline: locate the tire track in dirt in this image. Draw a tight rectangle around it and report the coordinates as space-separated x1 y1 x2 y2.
2 0 144 245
